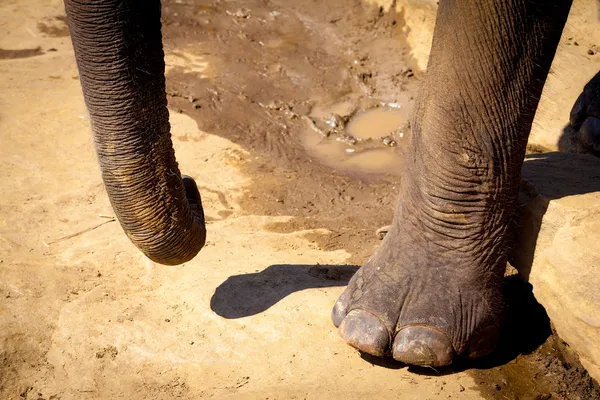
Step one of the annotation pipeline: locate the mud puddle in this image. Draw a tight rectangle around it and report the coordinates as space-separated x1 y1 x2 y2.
160 0 599 398
302 101 409 175
347 106 407 139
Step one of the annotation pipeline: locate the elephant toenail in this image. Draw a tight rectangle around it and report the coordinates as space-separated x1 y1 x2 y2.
338 309 390 357
393 326 455 367
466 325 500 360
331 298 349 328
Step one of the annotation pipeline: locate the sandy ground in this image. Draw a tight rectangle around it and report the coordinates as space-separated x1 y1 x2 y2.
1 1 598 399
0 1 480 398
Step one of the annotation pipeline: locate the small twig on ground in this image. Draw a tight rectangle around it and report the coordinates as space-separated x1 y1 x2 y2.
47 218 115 245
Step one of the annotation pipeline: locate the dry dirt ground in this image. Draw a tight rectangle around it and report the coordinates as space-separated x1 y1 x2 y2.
1 0 599 399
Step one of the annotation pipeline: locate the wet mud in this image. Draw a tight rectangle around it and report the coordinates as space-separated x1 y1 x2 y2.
302 103 408 175
160 0 599 398
163 0 419 265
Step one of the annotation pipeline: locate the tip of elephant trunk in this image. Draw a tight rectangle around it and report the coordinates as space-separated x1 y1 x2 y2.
144 230 206 266
120 175 207 266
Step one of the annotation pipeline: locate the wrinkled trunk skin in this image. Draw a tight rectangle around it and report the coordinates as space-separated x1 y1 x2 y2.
65 0 206 265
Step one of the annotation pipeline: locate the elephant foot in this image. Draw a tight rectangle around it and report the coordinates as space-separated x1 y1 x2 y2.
569 72 600 156
332 220 503 367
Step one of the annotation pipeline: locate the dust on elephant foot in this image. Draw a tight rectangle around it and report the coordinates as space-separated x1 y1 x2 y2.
332 222 503 367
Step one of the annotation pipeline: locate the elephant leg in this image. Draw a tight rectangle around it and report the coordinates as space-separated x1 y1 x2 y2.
333 0 572 366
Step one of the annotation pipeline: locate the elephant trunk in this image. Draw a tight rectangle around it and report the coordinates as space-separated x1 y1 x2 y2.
65 0 206 265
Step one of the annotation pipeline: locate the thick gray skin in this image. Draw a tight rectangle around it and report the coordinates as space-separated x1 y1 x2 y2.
64 0 588 367
64 0 206 265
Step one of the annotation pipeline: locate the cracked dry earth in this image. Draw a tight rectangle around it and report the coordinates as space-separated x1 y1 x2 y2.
1 0 599 399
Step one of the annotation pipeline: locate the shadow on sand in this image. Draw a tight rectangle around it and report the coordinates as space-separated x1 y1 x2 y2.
210 264 359 319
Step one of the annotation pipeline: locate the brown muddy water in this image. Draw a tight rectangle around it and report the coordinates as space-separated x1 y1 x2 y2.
161 0 600 398
302 103 408 175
